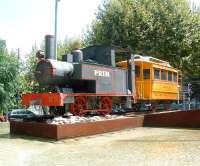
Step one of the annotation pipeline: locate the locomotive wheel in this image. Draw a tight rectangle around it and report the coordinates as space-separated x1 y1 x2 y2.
100 97 112 115
70 96 87 116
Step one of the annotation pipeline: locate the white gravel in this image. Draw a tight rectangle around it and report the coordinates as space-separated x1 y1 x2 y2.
46 115 126 125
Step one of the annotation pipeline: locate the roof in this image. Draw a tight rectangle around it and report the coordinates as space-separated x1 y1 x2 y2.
134 55 171 67
117 54 172 68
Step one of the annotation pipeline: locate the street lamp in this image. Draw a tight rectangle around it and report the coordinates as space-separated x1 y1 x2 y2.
54 0 60 60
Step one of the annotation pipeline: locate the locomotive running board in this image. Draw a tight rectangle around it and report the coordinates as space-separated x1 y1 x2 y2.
22 92 133 107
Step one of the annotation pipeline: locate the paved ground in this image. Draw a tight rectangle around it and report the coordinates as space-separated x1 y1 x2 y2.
0 122 200 166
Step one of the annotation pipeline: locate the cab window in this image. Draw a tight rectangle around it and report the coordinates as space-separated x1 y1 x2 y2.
168 71 172 81
161 70 167 80
154 68 160 80
135 65 140 77
173 72 177 82
143 69 150 80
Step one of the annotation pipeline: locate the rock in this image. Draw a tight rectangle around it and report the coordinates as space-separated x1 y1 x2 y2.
47 114 125 125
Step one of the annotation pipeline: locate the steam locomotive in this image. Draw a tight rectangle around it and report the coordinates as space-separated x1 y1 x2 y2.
22 35 181 116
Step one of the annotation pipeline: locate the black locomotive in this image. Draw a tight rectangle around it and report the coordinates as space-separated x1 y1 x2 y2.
23 35 135 116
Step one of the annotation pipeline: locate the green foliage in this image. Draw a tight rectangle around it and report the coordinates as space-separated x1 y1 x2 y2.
57 37 83 60
85 0 200 68
0 84 7 112
0 39 20 113
24 45 40 93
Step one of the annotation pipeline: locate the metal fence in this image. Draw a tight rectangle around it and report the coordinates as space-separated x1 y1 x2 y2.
171 102 200 111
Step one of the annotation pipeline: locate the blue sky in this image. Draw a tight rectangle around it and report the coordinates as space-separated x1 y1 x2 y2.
0 0 199 56
0 0 102 55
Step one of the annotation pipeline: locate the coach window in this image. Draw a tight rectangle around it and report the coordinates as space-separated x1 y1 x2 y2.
154 68 160 80
168 71 172 81
161 70 167 80
143 69 150 80
135 65 140 77
173 72 177 82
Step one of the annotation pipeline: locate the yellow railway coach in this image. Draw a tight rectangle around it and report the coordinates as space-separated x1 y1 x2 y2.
117 55 182 107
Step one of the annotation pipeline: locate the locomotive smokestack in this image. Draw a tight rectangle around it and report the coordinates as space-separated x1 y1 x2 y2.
45 35 55 59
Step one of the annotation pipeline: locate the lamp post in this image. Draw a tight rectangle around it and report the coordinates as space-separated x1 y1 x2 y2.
54 0 60 60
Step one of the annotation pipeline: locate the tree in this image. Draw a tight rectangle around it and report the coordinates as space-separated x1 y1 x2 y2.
0 39 20 113
57 37 83 60
84 0 200 69
24 44 40 93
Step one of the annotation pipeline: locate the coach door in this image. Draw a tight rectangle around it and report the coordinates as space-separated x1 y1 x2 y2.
135 63 142 99
141 62 151 99
135 61 151 100
143 68 151 99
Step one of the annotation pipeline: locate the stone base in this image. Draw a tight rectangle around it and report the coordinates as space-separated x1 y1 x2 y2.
10 110 200 140
10 116 144 140
144 109 200 127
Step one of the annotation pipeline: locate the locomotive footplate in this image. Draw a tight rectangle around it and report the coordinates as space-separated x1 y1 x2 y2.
22 92 133 116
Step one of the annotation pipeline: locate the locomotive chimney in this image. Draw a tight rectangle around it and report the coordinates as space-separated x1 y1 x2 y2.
45 35 55 59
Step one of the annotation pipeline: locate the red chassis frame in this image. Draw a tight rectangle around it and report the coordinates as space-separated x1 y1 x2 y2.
22 93 135 116
22 92 134 107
